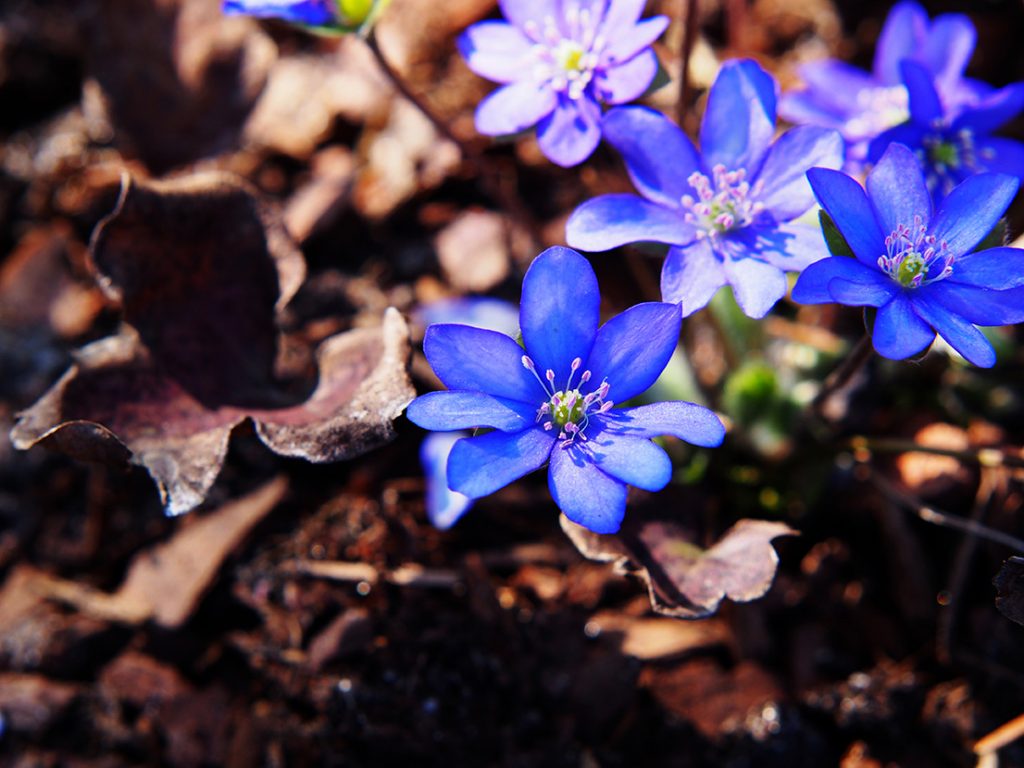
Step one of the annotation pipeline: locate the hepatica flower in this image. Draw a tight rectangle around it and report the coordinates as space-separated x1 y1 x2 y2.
868 61 1024 203
222 0 383 29
406 247 725 534
792 143 1024 368
458 0 668 167
780 0 988 168
567 59 843 319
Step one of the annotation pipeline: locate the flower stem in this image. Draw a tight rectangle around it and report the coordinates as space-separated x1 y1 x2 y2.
810 333 873 416
677 0 699 127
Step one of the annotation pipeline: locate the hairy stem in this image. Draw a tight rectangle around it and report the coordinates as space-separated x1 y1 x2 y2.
677 0 700 127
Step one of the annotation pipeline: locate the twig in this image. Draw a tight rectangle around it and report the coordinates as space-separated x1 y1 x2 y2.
677 0 700 127
975 711 1024 766
809 333 873 417
847 436 1024 470
292 559 460 589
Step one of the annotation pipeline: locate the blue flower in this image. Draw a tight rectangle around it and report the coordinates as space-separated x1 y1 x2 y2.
792 143 1024 368
222 0 382 29
780 0 989 169
566 59 843 319
867 61 1024 203
458 0 668 167
405 246 725 534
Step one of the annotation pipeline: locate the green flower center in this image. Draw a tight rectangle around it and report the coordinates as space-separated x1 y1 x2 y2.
928 141 961 169
549 389 586 428
895 250 927 287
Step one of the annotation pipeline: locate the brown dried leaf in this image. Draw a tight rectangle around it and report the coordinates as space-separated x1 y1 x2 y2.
994 556 1024 627
562 514 797 619
0 674 78 736
434 209 512 293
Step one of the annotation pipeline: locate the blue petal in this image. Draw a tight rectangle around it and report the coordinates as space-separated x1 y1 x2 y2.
828 278 895 307
581 426 672 491
603 15 669 63
406 391 537 432
520 246 600 379
731 224 830 272
753 126 844 221
421 432 473 530
975 137 1024 178
416 297 519 336
600 401 725 446
223 0 336 24
912 293 996 367
953 83 1024 134
866 123 928 165
793 60 876 115
806 168 886 266
923 14 976 90
701 59 778 173
722 255 788 319
930 173 1020 258
448 427 555 498
872 294 935 360
424 324 541 403
457 21 534 85
873 1 928 86
791 257 895 305
660 240 727 316
596 48 659 104
900 61 943 125
548 444 628 534
585 302 681 402
475 81 557 136
537 95 602 167
949 247 1024 290
866 142 933 234
566 194 694 251
925 282 1024 325
601 106 702 207
498 0 549 30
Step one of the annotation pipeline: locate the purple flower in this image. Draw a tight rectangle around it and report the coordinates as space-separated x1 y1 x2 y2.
405 246 725 534
867 61 1024 203
222 0 382 29
792 143 1024 368
458 0 668 167
780 1 989 168
566 59 843 319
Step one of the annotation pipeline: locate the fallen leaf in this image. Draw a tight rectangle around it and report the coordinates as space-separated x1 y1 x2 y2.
585 610 730 660
562 513 797 619
434 209 512 293
994 556 1024 626
0 674 78 736
11 174 414 514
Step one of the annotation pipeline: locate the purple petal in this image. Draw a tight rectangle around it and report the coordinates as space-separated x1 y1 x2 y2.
548 445 627 533
867 123 928 165
223 0 336 25
754 126 844 221
406 391 537 432
930 173 1020 257
828 278 895 307
731 224 830 272
873 1 929 86
416 297 519 336
600 401 725 446
498 0 549 30
448 427 555 498
537 95 602 167
457 21 534 85
597 0 647 29
701 59 778 173
584 301 681 402
872 294 936 360
581 425 672 491
722 256 788 319
866 142 932 234
925 282 1024 325
900 60 943 125
975 137 1024 178
520 246 600 378
792 257 895 305
596 49 659 105
475 81 557 136
566 194 694 251
793 60 876 114
806 167 886 266
602 16 669 63
421 432 473 530
912 293 996 367
602 106 702 207
949 247 1024 290
923 14 976 89
953 83 1024 134
424 324 541 403
661 240 727 316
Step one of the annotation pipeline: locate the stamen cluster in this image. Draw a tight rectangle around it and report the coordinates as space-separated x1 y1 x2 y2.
524 8 604 100
682 165 765 239
877 215 953 288
522 355 612 448
919 127 987 194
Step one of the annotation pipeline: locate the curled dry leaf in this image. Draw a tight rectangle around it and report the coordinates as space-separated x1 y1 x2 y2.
994 556 1024 627
561 513 797 619
11 173 414 515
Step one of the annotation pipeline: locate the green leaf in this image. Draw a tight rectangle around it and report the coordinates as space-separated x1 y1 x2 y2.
819 210 854 258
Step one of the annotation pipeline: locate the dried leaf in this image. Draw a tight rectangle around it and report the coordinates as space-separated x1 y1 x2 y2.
434 210 512 293
562 513 797 619
994 556 1024 626
0 674 78 736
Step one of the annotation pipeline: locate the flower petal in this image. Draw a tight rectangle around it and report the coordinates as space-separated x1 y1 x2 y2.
597 0 647 29
871 294 935 360
865 142 933 234
949 247 1024 290
700 59 778 173
457 21 534 85
596 48 659 105
873 1 928 86
602 15 669 63
866 123 928 165
582 427 672 491
828 278 895 307
448 427 555 498
475 81 557 136
423 324 541 403
548 444 628 534
499 0 549 30
925 282 1024 325
912 293 996 367
791 256 896 304
794 60 877 114
600 401 725 446
953 82 1024 134
584 301 681 402
924 14 976 89
660 240 727 316
806 167 886 266
722 256 788 319
930 173 1020 257
537 95 602 167
566 194 694 251
223 0 336 24
754 126 844 221
406 391 537 432
975 137 1024 178
421 432 473 530
900 60 943 124
729 223 830 272
601 106 702 207
520 246 600 378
